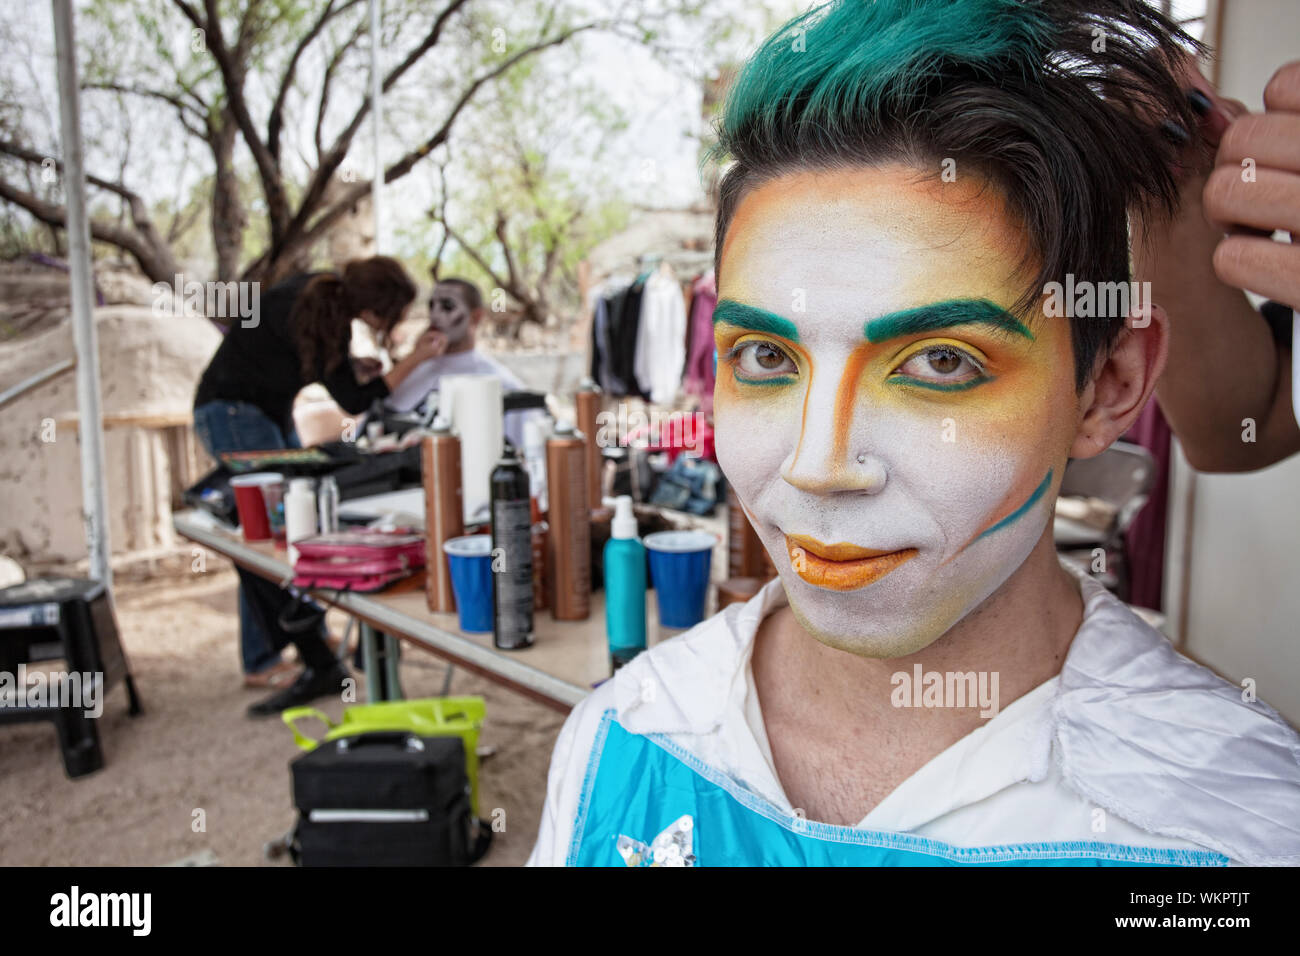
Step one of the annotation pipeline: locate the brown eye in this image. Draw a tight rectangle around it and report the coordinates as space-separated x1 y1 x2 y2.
893 344 987 388
732 340 797 380
927 348 962 374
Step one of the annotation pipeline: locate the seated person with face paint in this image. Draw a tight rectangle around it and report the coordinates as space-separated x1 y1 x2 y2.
384 276 535 450
528 0 1300 867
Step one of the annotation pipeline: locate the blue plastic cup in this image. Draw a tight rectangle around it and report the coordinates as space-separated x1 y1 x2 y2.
644 530 717 629
443 534 494 633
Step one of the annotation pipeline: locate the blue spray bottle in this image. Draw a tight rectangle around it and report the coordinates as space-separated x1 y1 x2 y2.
604 495 647 669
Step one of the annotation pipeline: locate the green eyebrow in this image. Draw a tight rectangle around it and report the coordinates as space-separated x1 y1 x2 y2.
713 299 801 343
714 297 1032 346
865 299 1033 343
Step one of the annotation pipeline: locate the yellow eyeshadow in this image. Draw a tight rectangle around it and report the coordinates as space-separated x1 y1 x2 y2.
884 337 993 373
715 322 795 348
722 333 807 371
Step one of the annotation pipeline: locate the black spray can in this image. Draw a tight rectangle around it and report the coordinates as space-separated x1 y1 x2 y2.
490 447 534 649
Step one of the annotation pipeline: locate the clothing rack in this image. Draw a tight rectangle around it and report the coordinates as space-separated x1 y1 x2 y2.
588 257 717 409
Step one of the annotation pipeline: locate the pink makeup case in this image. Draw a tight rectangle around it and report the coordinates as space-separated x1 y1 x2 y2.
291 530 426 593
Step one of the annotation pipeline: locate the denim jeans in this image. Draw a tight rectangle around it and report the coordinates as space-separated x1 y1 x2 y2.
193 400 308 674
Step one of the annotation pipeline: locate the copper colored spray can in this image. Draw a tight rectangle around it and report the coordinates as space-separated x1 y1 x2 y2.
575 379 603 511
530 497 549 612
422 420 464 613
545 421 591 620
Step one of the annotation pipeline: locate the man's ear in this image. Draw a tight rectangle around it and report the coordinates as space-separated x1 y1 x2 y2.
1069 303 1169 459
469 306 486 328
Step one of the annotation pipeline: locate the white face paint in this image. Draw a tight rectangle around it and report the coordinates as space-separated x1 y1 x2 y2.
429 283 474 347
714 165 1080 657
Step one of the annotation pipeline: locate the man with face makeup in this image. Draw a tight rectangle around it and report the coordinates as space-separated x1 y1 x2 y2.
385 276 536 450
528 0 1300 867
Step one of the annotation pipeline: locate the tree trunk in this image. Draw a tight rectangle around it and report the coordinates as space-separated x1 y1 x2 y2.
210 111 246 283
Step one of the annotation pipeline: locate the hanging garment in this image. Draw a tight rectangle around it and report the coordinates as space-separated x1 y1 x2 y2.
1121 398 1171 611
683 270 718 415
633 263 688 405
603 279 648 399
528 567 1300 866
589 293 627 395
588 277 636 396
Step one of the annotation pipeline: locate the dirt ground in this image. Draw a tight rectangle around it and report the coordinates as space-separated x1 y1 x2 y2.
0 565 565 866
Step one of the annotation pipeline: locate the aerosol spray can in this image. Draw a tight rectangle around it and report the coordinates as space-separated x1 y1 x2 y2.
575 378 603 511
422 418 463 614
490 447 534 649
545 420 591 620
317 475 340 534
530 496 549 612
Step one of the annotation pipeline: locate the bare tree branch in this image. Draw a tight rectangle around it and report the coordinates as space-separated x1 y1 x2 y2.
378 0 471 98
383 23 598 185
0 178 177 281
268 0 364 162
441 217 510 293
493 209 522 293
314 16 368 160
256 20 596 279
188 0 290 241
0 138 138 202
233 0 268 58
166 196 205 245
428 153 452 277
81 81 211 143
0 139 181 278
81 82 209 127
291 0 472 250
171 0 205 32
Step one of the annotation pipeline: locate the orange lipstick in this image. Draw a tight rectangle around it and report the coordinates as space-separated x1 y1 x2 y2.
784 534 917 591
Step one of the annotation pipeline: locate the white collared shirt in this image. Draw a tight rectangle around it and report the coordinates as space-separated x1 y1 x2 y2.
383 347 540 450
528 567 1300 866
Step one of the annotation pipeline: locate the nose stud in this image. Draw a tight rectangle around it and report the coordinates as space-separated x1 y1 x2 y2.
856 453 867 464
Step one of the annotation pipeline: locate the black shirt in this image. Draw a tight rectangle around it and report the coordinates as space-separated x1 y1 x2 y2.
193 273 389 432
606 277 649 399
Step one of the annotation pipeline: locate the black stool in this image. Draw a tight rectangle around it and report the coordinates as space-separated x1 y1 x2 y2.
0 577 142 777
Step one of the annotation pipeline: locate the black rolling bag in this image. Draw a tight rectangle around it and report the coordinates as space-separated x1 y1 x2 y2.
289 731 490 866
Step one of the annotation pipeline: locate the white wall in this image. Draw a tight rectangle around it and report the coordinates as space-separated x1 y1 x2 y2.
1213 0 1299 99
1178 458 1300 724
1167 0 1300 724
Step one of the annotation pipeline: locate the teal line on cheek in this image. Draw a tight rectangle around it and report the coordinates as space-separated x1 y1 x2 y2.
975 468 1054 542
865 299 1033 343
714 299 801 343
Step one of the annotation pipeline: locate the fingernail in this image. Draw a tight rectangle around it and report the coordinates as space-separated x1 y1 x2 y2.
1186 88 1213 116
1160 119 1191 144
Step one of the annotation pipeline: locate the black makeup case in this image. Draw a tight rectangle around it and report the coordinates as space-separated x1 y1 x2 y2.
289 731 490 866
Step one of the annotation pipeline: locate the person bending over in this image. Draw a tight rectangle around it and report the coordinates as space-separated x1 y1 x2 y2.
528 0 1300 866
194 256 442 714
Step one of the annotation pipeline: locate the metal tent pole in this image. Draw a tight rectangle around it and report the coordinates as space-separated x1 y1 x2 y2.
51 0 112 591
369 0 383 253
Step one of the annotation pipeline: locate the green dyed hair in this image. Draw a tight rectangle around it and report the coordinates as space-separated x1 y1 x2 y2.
709 0 1201 389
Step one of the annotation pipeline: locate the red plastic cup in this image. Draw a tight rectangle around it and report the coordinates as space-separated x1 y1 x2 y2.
229 473 283 541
